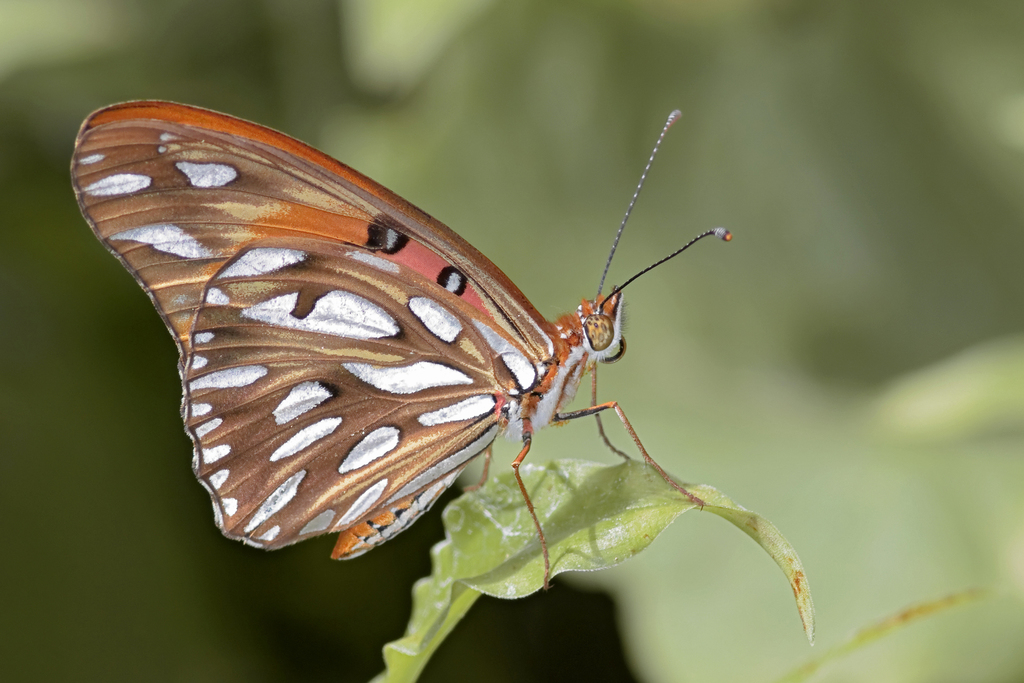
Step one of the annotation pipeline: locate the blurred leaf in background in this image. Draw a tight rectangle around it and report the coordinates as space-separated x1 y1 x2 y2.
1 0 1022 681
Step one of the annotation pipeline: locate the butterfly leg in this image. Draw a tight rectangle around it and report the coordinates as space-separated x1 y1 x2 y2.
510 419 552 590
591 366 631 461
463 446 493 492
556 402 706 509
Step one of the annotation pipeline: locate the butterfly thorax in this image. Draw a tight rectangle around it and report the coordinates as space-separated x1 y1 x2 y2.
501 292 624 441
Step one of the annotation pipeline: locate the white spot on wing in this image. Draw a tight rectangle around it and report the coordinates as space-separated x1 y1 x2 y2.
338 478 389 526
194 332 214 344
79 153 104 165
343 361 472 394
442 270 464 292
270 417 342 462
159 132 176 142
409 297 461 343
257 526 280 542
84 173 151 196
472 320 518 356
500 352 536 391
219 248 305 278
110 223 213 260
339 426 399 473
417 395 495 426
203 444 230 463
191 355 208 370
205 287 229 305
273 381 332 424
191 403 212 417
241 291 399 340
210 469 229 490
190 365 268 391
300 509 335 535
472 321 536 390
176 161 238 188
244 470 306 533
387 426 497 504
221 498 238 516
347 251 399 273
195 417 222 438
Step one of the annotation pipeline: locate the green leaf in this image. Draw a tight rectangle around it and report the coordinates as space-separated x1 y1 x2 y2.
374 459 815 682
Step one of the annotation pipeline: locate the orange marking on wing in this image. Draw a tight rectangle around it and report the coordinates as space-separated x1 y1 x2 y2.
240 202 373 242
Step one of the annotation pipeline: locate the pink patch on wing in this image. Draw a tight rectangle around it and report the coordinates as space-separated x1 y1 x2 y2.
384 239 489 317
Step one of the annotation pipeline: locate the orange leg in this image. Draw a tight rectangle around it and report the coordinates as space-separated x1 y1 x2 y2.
556 402 706 509
510 419 552 590
463 446 492 492
591 365 630 461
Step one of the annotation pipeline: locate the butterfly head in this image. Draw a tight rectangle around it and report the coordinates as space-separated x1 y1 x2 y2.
579 292 626 364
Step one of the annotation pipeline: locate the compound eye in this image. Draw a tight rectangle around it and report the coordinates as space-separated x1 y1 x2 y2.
600 337 626 364
584 313 615 351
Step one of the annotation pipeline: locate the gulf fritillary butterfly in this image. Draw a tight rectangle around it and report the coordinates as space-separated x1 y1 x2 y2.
72 102 729 588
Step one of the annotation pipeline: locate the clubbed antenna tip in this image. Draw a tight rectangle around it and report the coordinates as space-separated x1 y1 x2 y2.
611 227 733 296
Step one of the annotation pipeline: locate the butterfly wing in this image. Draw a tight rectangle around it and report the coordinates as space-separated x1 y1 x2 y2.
71 101 548 551
72 100 553 359
185 239 501 549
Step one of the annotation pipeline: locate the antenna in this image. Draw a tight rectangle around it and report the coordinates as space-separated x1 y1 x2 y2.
610 227 731 296
596 110 682 298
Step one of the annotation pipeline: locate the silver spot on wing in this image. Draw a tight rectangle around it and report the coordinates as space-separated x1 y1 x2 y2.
244 470 306 533
219 247 305 278
190 365 268 391
195 417 222 438
241 290 399 339
300 509 336 535
339 426 400 473
471 320 537 391
273 381 332 425
205 287 229 305
209 469 229 490
342 361 472 394
203 444 230 464
409 297 461 343
338 478 389 526
270 417 343 462
83 173 151 196
347 251 400 273
417 395 495 426
175 161 238 188
110 223 213 259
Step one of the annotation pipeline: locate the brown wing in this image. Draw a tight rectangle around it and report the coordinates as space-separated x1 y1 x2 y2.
71 100 553 361
183 240 501 548
70 101 551 551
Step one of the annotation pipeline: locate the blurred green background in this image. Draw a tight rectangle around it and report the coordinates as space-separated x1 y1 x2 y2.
2 0 1023 681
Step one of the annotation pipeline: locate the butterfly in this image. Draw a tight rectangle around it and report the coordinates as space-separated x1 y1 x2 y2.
71 102 729 588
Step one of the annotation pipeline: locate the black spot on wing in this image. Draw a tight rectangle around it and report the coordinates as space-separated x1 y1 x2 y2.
367 215 409 255
437 266 466 296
